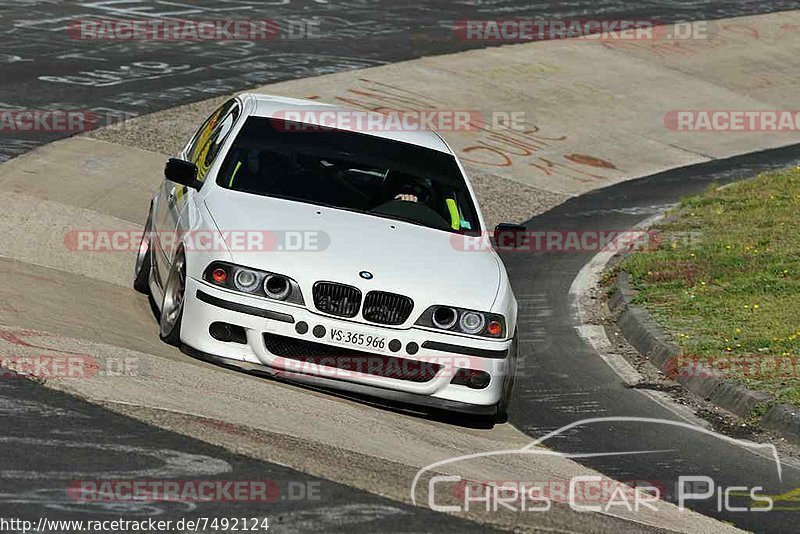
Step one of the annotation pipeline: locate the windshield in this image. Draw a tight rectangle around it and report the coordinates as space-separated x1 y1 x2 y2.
216 117 481 234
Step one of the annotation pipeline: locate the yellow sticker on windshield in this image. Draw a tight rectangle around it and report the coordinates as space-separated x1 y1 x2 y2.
228 160 242 187
445 198 460 230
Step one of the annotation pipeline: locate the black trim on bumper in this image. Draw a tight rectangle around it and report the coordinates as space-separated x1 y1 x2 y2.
196 290 295 324
180 344 497 416
421 340 508 359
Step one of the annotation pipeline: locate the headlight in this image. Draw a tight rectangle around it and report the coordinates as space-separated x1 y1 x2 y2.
431 306 458 329
263 274 291 300
459 311 485 334
234 269 259 292
203 262 304 305
416 306 506 338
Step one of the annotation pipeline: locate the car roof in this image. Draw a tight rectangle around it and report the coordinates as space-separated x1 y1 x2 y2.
238 93 453 154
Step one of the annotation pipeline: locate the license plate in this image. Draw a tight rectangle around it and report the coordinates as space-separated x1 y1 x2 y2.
329 328 387 350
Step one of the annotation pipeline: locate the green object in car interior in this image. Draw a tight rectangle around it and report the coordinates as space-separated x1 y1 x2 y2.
445 198 460 230
228 160 242 187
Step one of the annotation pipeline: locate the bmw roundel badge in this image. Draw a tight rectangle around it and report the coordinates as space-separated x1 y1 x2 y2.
359 271 374 280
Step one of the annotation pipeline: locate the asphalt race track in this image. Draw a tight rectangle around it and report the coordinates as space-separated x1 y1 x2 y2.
505 144 800 533
3 1 800 533
1 0 799 161
0 376 492 533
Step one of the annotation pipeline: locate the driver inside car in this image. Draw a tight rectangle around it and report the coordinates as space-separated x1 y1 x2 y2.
394 188 419 203
386 172 423 203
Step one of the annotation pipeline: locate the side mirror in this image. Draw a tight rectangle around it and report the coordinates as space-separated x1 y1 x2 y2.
164 158 201 190
493 223 527 250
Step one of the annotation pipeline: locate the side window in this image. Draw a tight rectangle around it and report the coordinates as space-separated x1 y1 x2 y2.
185 99 240 182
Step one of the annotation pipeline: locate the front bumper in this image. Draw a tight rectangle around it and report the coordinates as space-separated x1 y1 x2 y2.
180 278 514 410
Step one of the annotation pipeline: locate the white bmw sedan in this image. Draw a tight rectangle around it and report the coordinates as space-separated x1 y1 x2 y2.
134 93 520 421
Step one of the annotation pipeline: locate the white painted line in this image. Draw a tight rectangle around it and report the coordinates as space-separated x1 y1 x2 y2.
567 214 719 427
638 389 712 431
575 324 642 386
568 215 662 388
567 215 800 468
569 214 664 322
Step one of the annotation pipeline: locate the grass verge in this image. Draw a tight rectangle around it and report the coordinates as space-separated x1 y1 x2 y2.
619 168 800 407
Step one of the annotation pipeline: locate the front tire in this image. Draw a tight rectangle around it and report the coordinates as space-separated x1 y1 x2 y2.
133 208 153 294
494 332 518 423
159 249 186 347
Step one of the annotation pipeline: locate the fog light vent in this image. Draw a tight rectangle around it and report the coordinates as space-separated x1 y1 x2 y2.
209 322 247 344
451 368 491 389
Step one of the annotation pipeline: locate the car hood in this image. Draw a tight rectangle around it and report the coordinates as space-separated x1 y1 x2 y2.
204 188 502 313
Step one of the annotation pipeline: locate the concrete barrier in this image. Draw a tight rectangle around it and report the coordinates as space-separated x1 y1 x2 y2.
90 11 800 228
